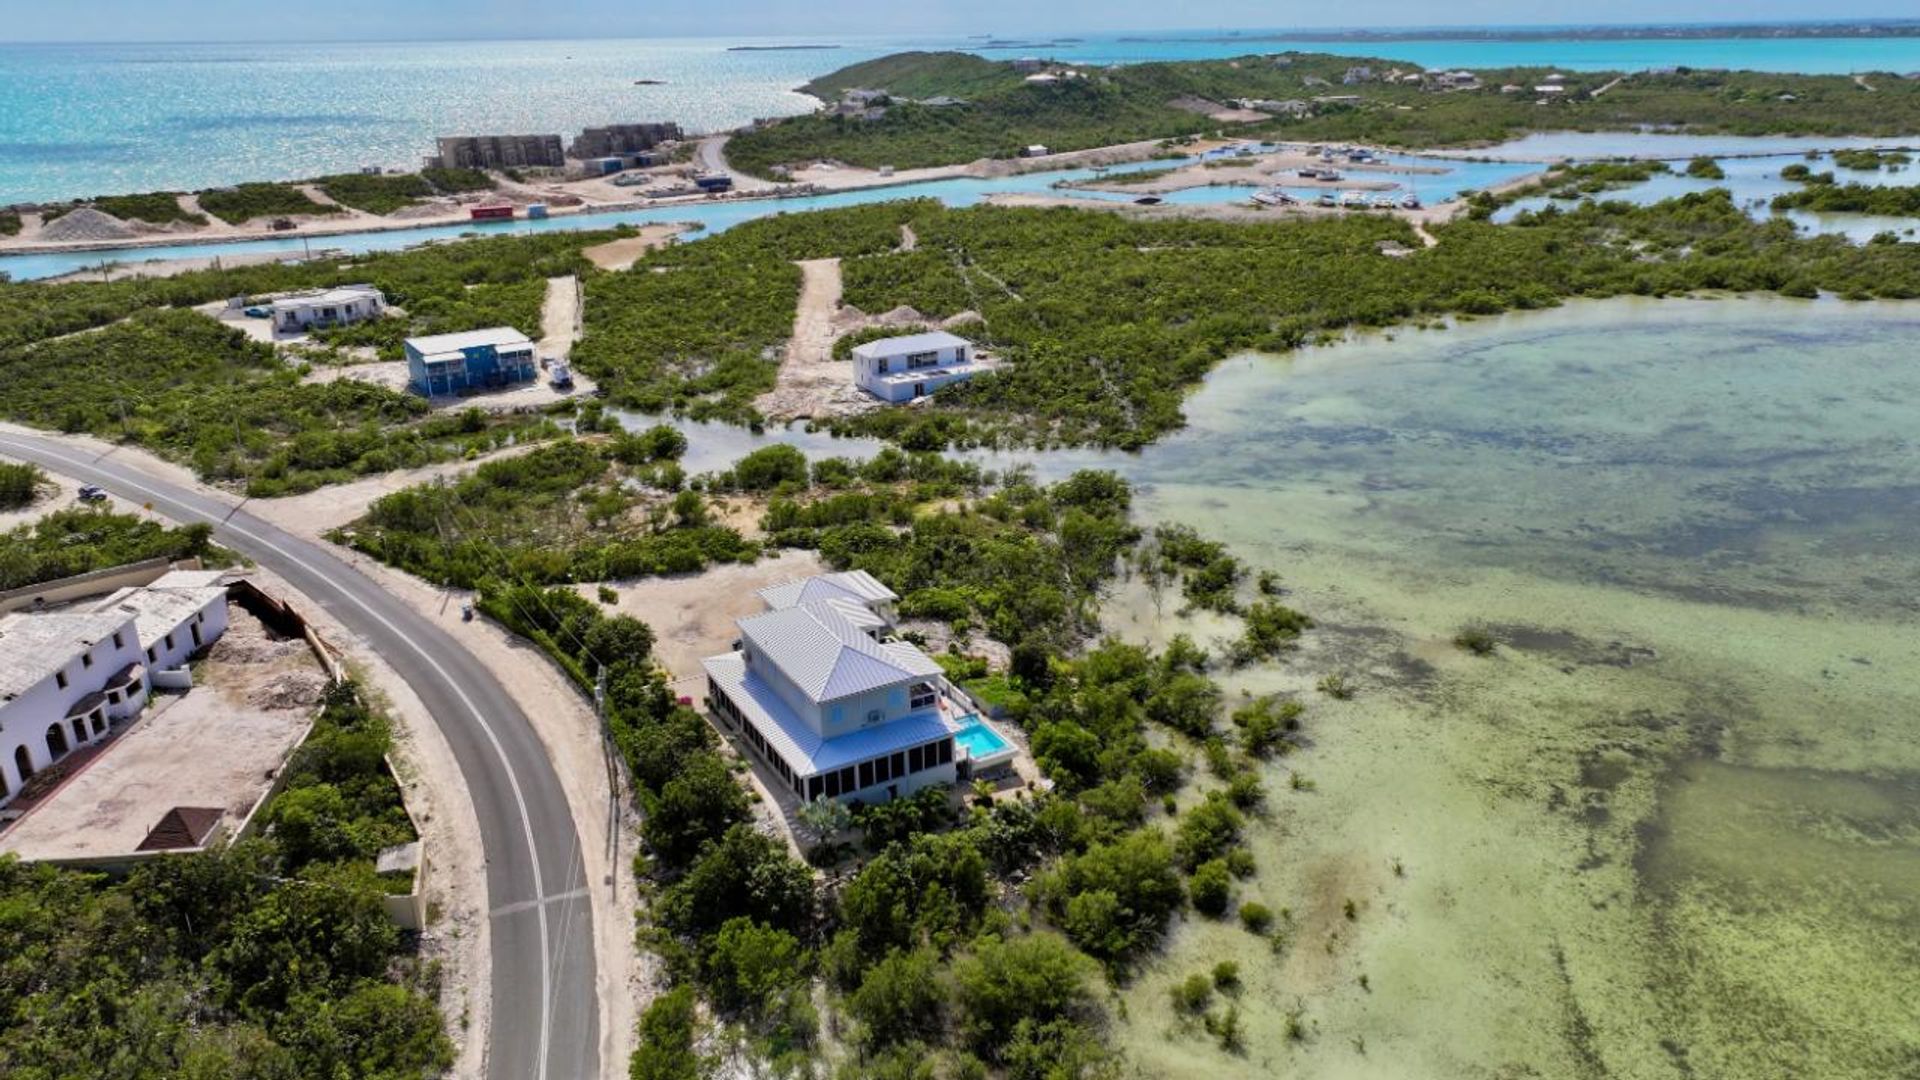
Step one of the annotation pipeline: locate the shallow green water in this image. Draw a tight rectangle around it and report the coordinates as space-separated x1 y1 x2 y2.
1081 297 1920 1078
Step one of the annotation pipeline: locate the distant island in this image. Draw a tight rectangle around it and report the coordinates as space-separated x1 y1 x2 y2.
1122 20 1920 44
727 44 841 52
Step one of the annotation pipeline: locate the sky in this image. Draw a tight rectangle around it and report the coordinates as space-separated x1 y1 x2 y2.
1 1 1915 43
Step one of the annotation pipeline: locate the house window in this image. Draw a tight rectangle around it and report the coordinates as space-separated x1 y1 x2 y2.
55 670 68 690
875 755 891 784
875 357 890 374
865 709 884 727
145 647 155 663
112 631 124 649
825 771 841 798
164 634 174 651
81 651 93 669
859 761 875 789
909 745 924 773
808 775 823 800
937 738 954 765
838 766 856 794
891 751 906 778
909 682 937 710
907 350 940 370
107 690 120 705
191 624 202 647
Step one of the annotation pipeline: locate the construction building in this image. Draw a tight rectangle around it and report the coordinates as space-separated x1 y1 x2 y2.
429 133 565 171
568 122 683 159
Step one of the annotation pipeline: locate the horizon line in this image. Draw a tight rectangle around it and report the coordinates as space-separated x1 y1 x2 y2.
5 16 1920 48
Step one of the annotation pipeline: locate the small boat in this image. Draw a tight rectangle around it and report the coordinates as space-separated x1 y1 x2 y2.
1297 167 1322 180
1340 191 1370 209
1371 194 1397 210
1320 169 1343 182
1400 193 1423 210
1252 188 1298 206
1133 195 1163 206
1316 192 1338 208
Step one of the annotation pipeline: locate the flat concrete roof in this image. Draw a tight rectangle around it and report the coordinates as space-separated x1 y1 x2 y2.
0 606 324 864
82 584 225 653
0 611 132 702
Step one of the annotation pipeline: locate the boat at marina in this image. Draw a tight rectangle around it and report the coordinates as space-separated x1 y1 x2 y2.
1371 194 1399 209
1340 190 1371 209
1401 193 1423 209
1316 192 1338 207
1252 188 1298 206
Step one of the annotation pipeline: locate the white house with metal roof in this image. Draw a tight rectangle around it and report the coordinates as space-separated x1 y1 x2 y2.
851 331 988 404
702 570 1014 805
0 573 229 808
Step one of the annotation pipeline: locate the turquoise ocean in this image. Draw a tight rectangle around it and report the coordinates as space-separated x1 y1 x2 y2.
8 30 1920 205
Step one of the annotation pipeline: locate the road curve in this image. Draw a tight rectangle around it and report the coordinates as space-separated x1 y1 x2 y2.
0 431 599 1080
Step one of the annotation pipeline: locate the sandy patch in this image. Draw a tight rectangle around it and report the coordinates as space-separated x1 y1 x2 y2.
581 224 689 271
246 441 543 537
538 274 583 361
583 548 828 689
755 258 884 421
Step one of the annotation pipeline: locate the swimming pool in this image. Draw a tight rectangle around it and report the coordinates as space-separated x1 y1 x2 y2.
952 720 1012 762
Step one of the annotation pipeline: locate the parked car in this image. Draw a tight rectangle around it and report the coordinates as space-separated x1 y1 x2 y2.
77 484 108 503
243 306 270 318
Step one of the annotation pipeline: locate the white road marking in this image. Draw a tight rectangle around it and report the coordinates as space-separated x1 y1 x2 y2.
0 436 560 1080
491 887 590 918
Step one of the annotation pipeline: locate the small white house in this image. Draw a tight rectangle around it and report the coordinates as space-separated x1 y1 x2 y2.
0 574 230 807
270 284 386 333
1021 143 1051 157
851 331 986 403
702 570 1016 805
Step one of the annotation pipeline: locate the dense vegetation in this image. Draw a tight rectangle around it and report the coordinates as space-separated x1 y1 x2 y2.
336 432 759 587
1831 148 1911 171
197 182 341 224
53 191 207 226
791 192 1920 450
0 682 451 1078
0 506 232 591
316 168 496 215
0 461 42 509
0 209 19 236
469 461 1307 1077
730 50 1920 174
0 308 560 496
572 202 926 424
1771 181 1920 216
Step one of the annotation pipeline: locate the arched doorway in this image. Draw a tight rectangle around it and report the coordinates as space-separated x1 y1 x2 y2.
15 745 34 782
45 724 69 761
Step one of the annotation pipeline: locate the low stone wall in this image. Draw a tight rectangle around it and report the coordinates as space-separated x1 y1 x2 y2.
0 556 184 614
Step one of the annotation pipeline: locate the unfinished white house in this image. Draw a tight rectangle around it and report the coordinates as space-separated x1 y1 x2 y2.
0 573 229 807
851 331 987 404
270 284 386 333
701 570 1016 805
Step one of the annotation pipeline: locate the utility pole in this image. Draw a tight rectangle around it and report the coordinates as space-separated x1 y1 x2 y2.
595 663 618 897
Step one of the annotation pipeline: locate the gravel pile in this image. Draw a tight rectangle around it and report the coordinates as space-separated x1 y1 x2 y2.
38 206 137 242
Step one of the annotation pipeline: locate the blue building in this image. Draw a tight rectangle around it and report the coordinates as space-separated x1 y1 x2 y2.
403 328 537 397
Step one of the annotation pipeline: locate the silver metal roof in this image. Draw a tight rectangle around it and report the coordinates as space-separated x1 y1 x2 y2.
757 569 897 612
404 327 533 358
736 599 939 705
702 651 957 777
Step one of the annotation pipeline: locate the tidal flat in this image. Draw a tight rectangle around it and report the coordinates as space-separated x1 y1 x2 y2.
1071 297 1920 1078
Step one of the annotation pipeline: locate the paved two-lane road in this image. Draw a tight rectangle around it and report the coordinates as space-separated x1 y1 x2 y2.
0 431 600 1080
